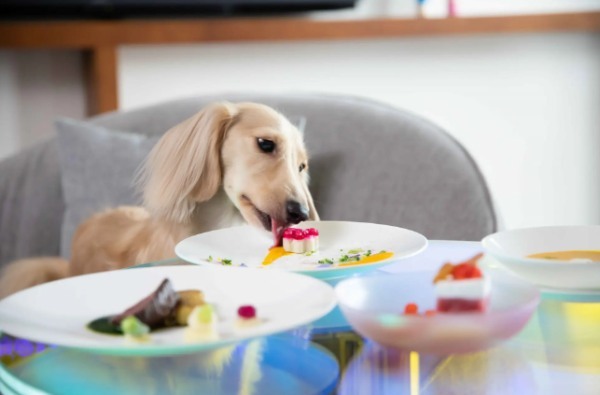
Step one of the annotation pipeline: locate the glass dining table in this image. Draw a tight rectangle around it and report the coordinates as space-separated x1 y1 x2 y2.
1 241 599 395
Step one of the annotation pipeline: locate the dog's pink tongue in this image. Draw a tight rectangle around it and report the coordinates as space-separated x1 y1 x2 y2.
271 218 286 248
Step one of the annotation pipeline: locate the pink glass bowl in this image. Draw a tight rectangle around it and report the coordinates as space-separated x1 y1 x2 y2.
335 264 540 355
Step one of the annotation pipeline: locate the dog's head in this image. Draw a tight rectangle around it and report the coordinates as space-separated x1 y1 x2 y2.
141 101 319 244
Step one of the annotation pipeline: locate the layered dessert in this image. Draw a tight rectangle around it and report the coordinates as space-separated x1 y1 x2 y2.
282 227 319 254
433 253 490 313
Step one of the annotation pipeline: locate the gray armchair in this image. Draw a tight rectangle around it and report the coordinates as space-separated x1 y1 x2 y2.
0 93 497 269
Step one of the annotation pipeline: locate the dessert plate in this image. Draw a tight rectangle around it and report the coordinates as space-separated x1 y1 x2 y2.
175 221 428 280
0 266 336 357
335 252 540 354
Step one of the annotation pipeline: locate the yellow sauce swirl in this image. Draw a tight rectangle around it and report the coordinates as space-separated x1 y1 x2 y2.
337 251 394 266
262 247 294 265
261 247 393 267
527 250 600 262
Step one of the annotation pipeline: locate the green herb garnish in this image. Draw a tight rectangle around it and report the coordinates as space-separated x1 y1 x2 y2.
347 248 364 255
120 316 150 338
318 258 334 264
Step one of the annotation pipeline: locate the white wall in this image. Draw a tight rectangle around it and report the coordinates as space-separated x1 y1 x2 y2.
0 50 86 159
119 32 600 230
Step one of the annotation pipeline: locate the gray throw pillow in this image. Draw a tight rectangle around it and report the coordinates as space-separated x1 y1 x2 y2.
55 119 159 258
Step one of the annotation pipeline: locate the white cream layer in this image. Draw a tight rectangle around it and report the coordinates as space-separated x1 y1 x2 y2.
283 235 319 254
435 278 491 300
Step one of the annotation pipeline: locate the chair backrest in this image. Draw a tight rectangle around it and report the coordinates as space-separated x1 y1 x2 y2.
91 93 497 241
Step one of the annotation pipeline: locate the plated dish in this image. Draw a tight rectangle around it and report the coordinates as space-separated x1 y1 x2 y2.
86 278 262 343
0 266 336 356
175 221 428 280
482 225 600 291
336 254 539 354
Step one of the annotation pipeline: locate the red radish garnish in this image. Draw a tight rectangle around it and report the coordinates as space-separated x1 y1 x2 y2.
306 228 319 236
283 227 319 240
238 305 257 319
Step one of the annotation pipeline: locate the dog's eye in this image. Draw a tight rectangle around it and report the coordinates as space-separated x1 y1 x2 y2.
299 163 307 172
257 138 276 153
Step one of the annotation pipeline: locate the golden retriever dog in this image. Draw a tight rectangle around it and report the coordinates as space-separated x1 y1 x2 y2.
0 102 319 298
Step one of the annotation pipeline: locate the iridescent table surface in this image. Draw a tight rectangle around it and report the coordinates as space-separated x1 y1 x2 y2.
1 241 599 395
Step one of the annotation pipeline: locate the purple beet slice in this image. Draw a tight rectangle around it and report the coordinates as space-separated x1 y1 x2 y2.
111 278 180 329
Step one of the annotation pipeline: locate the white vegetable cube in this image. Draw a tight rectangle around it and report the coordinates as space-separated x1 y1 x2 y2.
305 236 318 252
283 238 305 253
282 227 320 254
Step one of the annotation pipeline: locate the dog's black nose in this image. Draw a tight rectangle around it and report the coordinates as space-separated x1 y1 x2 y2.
286 200 309 224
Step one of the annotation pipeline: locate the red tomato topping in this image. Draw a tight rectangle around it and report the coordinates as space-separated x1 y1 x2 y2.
404 303 418 315
452 263 470 279
451 263 483 279
471 266 483 278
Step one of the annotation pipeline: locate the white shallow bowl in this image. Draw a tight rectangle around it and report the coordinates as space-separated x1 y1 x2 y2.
482 226 600 291
175 221 427 281
0 266 336 357
335 266 539 355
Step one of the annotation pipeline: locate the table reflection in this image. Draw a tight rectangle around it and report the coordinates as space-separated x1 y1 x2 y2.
331 298 600 395
1 335 339 395
1 294 599 394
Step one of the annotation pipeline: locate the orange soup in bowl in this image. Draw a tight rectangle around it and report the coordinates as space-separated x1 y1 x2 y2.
527 250 600 262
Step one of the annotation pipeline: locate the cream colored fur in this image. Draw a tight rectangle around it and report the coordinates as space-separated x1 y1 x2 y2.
0 102 318 299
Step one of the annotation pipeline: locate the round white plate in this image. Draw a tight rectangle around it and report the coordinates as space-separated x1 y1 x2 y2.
482 226 600 291
0 266 336 357
175 221 428 280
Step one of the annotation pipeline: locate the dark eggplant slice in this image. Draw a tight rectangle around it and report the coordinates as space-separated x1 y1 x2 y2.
111 278 180 329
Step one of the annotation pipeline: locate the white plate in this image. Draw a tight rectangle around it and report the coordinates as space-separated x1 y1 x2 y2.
482 226 600 290
175 221 427 280
0 266 336 357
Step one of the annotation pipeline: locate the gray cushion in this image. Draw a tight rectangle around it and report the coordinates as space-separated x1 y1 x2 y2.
55 119 158 258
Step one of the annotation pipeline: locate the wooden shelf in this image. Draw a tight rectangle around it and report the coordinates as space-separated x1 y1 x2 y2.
1 12 598 114
1 12 599 48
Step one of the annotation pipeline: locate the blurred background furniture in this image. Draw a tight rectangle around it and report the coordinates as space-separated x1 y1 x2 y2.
0 93 497 270
1 12 598 115
1 3 598 230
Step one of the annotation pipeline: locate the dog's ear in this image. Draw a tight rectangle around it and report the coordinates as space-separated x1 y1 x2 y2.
140 102 239 223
